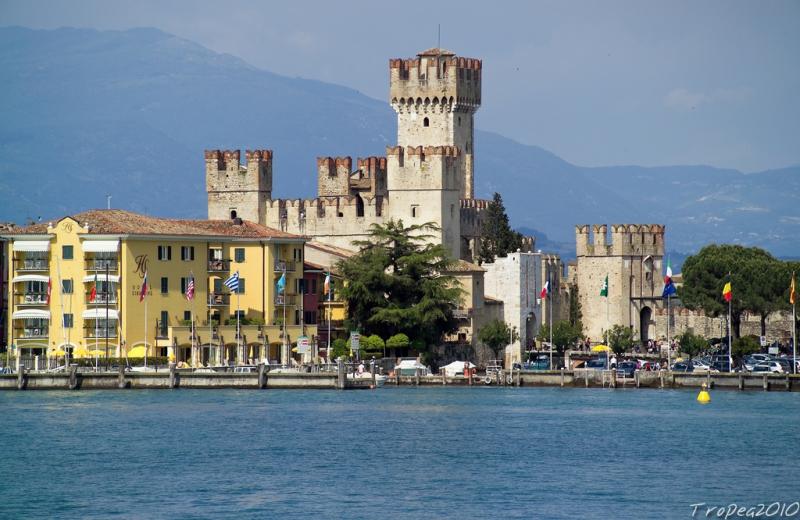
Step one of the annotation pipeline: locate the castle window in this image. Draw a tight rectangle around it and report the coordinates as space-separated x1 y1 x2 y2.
450 204 454 218
411 205 418 218
423 117 429 127
355 194 365 217
230 210 237 220
458 116 461 126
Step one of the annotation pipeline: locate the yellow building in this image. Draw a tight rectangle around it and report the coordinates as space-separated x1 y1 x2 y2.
3 210 315 368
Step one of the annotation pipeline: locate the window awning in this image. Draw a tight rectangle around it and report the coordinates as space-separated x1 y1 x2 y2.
82 274 120 283
12 309 50 320
81 240 119 253
12 275 50 283
82 309 119 320
13 240 51 252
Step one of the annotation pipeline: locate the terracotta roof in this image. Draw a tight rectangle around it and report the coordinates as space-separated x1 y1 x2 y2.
305 241 356 258
445 259 485 273
418 47 456 57
483 296 503 304
4 209 303 240
304 261 342 276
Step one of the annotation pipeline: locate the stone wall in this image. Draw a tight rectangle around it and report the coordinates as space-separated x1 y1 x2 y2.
206 149 272 223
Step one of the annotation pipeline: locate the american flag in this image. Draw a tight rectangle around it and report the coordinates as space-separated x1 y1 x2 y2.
186 274 195 301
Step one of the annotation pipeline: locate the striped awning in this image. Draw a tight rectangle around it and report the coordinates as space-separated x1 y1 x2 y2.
13 240 50 252
12 275 49 283
81 240 119 253
82 309 119 320
82 274 120 283
12 309 50 320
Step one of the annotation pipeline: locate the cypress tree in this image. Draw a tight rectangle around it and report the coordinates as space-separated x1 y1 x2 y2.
478 192 523 264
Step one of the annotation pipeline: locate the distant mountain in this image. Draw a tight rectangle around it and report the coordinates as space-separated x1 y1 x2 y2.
1 26 798 258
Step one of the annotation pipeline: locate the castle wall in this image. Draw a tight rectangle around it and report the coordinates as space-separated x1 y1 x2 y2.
206 149 272 223
576 224 666 342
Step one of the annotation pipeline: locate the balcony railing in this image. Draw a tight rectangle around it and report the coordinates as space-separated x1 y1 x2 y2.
318 319 345 329
273 260 296 272
452 308 472 320
86 293 117 305
14 293 48 306
274 294 297 306
208 258 231 272
208 293 230 306
14 328 49 339
16 258 49 271
85 259 118 271
84 328 118 338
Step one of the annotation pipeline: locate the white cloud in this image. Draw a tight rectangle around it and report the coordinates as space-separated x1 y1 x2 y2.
664 86 754 111
664 88 706 110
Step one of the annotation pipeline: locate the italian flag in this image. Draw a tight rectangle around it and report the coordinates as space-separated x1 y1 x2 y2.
600 274 608 297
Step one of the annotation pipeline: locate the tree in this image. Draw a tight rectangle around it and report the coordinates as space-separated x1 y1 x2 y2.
361 334 385 358
732 335 760 359
386 333 410 351
477 193 523 264
477 319 511 359
537 320 583 353
607 325 635 355
338 219 462 349
680 244 788 338
677 329 707 360
331 338 349 359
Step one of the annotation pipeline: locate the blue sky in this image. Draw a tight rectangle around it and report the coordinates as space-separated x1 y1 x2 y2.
2 0 798 172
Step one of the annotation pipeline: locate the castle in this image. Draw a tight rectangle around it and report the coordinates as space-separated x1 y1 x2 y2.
206 48 530 263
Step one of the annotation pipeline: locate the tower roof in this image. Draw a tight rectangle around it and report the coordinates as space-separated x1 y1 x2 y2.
417 47 456 57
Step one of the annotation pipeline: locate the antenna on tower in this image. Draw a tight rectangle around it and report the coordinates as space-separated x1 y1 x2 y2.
106 194 112 210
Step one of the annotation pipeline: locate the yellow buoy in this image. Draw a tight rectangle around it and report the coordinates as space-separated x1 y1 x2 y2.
697 383 711 404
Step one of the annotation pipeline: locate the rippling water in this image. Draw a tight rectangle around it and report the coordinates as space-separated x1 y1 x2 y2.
1 387 798 519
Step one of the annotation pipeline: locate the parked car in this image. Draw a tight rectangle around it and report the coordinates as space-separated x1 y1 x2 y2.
753 361 783 374
691 359 717 372
584 357 608 370
616 361 637 378
671 361 694 372
524 355 551 371
772 358 792 373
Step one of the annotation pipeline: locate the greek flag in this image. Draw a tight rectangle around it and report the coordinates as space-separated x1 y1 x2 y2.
224 271 240 293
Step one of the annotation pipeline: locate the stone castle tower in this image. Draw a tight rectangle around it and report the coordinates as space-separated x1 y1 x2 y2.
575 224 666 343
205 48 495 261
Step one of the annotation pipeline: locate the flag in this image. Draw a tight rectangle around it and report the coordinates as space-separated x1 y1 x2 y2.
224 271 240 293
790 273 795 305
324 272 331 300
46 277 52 305
540 280 550 299
600 274 608 297
89 273 97 302
277 272 286 294
139 271 148 302
662 258 677 298
722 281 732 303
185 273 195 301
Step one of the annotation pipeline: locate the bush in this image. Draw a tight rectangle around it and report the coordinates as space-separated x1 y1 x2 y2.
607 325 635 355
360 334 384 357
678 329 708 360
386 333 410 350
732 335 761 358
332 338 349 359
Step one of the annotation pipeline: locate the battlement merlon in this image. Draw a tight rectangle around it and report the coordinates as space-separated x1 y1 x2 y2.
576 223 666 257
389 49 482 108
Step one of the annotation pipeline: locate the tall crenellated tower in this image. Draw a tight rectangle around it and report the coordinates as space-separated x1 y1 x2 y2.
206 149 272 223
389 48 481 199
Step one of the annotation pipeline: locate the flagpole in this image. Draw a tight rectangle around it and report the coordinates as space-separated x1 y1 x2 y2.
236 279 241 365
728 272 732 373
282 266 287 366
209 292 215 366
548 273 553 370
144 272 148 369
105 262 110 369
667 293 671 370
327 270 332 363
56 256 68 370
94 273 99 371
792 271 796 374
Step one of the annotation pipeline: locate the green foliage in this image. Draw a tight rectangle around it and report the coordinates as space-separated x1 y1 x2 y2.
386 333 410 350
606 325 635 355
338 219 462 348
360 334 385 357
331 338 349 359
732 335 761 358
537 320 583 353
680 245 789 338
677 329 708 360
477 319 511 358
224 316 265 326
478 193 523 264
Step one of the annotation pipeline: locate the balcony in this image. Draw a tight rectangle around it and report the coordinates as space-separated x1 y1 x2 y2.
84 327 118 338
273 260 296 272
16 258 49 272
14 328 49 339
14 292 48 306
86 293 118 305
85 258 118 272
318 319 345 329
452 308 473 320
274 294 297 306
208 293 230 306
208 258 231 272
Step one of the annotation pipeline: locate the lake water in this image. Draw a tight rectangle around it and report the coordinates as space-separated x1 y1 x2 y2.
1 387 798 519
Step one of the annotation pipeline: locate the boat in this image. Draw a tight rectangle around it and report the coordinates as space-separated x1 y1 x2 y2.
347 371 387 387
